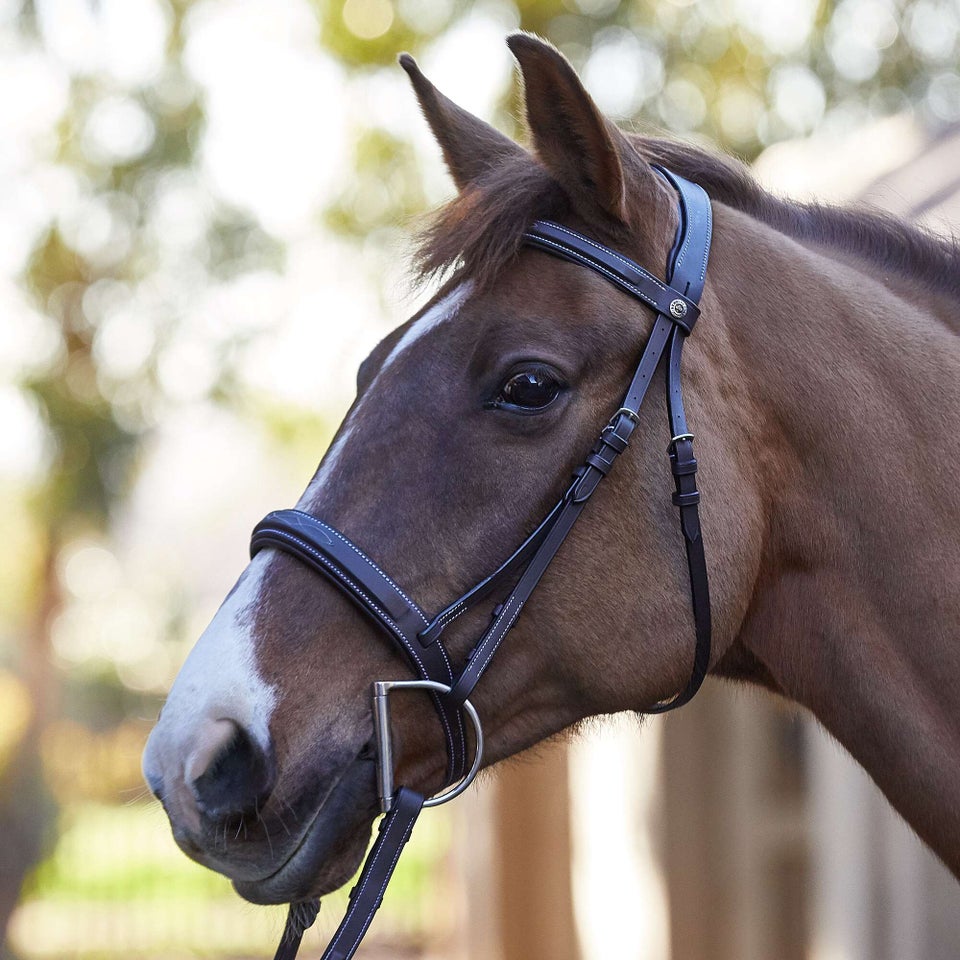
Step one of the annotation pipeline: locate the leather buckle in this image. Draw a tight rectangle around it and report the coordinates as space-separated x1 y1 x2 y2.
607 407 640 431
668 431 694 452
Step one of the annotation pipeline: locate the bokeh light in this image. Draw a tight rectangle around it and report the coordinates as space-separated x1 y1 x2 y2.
2 0 959 957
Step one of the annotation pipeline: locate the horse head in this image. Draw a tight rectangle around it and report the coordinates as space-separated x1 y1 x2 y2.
142 34 764 907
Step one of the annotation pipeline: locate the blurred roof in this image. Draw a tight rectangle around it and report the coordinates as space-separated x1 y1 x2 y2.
863 124 960 235
755 116 960 237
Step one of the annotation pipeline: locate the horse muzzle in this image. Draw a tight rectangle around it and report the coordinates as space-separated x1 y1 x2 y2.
143 711 380 900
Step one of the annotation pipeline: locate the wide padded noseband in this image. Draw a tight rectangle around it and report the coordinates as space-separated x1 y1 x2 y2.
250 510 468 783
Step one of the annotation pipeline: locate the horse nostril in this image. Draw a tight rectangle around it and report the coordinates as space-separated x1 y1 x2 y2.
186 719 275 821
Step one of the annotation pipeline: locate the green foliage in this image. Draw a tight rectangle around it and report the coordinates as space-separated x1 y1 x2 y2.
15 802 448 958
316 0 960 241
3 6 300 943
15 0 285 533
207 212 286 279
319 0 464 67
24 231 137 529
325 128 428 236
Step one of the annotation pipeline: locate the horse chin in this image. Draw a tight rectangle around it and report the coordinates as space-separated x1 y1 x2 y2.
233 758 379 906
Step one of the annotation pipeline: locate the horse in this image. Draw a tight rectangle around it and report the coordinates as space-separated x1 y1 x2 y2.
142 31 960 956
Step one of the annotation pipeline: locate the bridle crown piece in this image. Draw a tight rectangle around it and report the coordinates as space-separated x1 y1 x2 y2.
249 164 714 960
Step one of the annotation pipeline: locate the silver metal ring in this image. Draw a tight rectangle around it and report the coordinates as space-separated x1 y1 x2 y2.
371 679 484 814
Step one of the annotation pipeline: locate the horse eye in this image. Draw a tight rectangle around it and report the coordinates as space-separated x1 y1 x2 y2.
493 365 563 412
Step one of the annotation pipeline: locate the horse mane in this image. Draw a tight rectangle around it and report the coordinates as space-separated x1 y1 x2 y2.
644 136 960 304
413 134 960 304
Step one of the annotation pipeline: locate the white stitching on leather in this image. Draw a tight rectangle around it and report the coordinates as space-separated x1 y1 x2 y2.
263 530 457 756
530 236 661 311
699 216 712 283
675 202 711 287
278 534 391 624
287 510 429 625
675 228 691 274
540 221 669 294
468 597 525 685
431 625 457 678
267 520 467 765
327 805 418 957
272 518 465 763
436 603 467 628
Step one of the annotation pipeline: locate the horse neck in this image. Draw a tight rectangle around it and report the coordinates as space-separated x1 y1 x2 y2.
708 203 960 874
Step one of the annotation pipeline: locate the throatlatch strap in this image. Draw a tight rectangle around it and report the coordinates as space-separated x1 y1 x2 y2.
449 171 713 710
647 167 713 710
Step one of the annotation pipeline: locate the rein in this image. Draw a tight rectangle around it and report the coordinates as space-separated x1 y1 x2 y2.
250 165 713 960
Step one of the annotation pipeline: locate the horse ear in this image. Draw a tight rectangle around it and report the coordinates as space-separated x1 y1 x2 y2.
507 33 639 223
399 54 525 192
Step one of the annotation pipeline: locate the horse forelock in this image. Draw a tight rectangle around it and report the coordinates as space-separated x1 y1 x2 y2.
412 154 569 291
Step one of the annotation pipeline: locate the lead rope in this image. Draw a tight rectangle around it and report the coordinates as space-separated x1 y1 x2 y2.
274 900 320 960
270 787 423 960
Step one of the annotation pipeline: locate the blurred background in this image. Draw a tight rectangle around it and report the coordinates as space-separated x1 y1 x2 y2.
2 0 959 958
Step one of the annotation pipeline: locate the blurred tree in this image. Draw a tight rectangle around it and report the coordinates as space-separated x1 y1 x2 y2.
0 3 281 951
3 0 958 953
314 0 960 233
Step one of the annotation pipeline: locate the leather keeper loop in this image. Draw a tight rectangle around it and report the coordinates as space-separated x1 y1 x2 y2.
571 468 602 503
417 621 443 645
672 490 701 507
585 452 613 476
599 426 630 454
670 456 698 476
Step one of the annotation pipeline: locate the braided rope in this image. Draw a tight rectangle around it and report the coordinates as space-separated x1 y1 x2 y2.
272 900 320 960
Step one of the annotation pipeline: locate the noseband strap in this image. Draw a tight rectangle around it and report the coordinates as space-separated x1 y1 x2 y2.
253 166 713 960
251 510 469 782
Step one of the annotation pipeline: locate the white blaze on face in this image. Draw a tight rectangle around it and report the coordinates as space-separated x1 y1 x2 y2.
297 281 473 503
142 550 277 788
380 281 473 374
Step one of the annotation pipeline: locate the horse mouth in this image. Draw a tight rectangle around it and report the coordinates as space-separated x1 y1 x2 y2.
233 757 379 905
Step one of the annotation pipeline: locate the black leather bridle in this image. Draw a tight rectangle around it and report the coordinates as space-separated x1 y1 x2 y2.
250 166 713 960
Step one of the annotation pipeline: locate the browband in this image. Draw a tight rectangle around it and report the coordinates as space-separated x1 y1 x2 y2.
524 219 700 331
